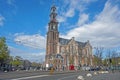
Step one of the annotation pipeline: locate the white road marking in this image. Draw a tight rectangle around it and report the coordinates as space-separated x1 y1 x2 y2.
57 74 78 80
86 73 92 77
11 75 49 80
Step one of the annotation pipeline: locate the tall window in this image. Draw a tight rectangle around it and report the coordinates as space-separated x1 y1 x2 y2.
61 47 64 53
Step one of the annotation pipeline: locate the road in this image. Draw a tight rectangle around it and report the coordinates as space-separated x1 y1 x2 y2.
0 70 120 80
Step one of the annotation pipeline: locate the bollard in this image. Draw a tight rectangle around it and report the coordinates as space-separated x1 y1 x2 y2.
94 72 98 75
50 68 54 75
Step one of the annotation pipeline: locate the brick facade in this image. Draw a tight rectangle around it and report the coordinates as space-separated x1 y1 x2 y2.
45 5 93 70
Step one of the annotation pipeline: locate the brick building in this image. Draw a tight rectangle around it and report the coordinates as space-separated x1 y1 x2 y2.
45 5 93 70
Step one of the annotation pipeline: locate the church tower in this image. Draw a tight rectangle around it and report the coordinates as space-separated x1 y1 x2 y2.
45 5 59 67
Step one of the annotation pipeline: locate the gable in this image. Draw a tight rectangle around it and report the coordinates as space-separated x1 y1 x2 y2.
68 38 78 46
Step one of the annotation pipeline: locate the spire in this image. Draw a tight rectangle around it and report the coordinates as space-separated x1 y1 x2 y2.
50 0 57 22
50 3 57 23
48 1 58 31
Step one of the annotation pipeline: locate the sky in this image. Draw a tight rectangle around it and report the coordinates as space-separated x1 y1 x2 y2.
0 0 120 62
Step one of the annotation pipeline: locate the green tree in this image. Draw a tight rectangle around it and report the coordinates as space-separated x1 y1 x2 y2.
31 62 39 67
0 37 10 65
93 55 100 66
10 56 22 67
102 59 109 66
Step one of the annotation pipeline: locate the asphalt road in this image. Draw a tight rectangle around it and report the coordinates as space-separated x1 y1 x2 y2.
0 70 120 80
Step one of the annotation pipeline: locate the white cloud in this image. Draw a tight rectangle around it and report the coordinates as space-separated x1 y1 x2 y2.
9 46 27 55
57 0 97 23
0 15 5 27
60 0 120 48
65 8 75 17
57 15 66 23
82 0 97 3
14 34 46 49
77 13 89 26
24 52 45 62
9 46 45 62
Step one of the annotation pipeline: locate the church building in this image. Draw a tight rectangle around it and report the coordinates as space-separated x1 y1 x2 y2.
45 5 93 70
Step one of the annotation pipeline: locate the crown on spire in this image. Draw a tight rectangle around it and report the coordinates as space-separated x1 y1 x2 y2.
51 5 56 13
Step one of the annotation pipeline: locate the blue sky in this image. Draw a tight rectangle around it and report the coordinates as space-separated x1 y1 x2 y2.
0 0 120 62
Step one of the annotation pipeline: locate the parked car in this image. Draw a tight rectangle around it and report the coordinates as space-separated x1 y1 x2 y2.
82 66 90 71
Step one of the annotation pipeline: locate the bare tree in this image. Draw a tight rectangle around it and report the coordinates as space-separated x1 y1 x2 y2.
111 50 119 66
106 49 120 66
94 47 104 66
105 49 112 66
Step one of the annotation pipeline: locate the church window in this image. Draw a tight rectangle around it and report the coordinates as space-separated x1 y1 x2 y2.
61 47 64 53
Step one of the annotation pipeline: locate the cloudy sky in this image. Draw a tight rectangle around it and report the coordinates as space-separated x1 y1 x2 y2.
0 0 120 62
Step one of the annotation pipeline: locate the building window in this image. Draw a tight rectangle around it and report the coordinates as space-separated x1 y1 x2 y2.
61 47 64 53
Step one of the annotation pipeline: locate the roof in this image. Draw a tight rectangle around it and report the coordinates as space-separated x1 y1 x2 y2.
59 38 70 45
59 38 86 47
76 41 86 47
